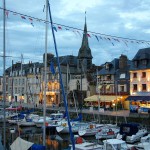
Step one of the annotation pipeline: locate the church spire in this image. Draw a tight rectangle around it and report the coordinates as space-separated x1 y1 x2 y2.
78 12 92 59
77 12 93 71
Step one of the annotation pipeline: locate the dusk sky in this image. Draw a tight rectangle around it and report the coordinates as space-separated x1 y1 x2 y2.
0 0 150 75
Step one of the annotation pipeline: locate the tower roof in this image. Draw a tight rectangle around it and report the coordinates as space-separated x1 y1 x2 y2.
78 13 92 59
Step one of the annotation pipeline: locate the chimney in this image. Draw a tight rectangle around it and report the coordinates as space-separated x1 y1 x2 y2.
119 54 127 69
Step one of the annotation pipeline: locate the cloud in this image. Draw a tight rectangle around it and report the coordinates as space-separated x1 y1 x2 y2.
0 0 150 75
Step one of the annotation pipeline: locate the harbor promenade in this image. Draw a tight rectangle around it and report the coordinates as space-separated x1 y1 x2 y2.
0 101 130 117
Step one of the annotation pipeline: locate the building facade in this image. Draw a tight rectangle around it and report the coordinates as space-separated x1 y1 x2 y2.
127 48 150 113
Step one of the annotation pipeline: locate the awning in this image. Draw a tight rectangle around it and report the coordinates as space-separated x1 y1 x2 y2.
10 137 34 150
106 85 110 90
84 95 123 102
126 96 150 101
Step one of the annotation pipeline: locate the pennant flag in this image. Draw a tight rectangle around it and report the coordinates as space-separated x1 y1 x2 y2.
31 22 34 27
94 35 99 41
99 36 103 40
111 42 114 46
29 18 33 21
73 30 78 37
124 41 128 47
21 16 26 19
36 19 41 22
77 31 81 37
58 26 62 30
5 11 9 18
87 33 91 37
13 12 17 15
50 61 55 75
65 28 69 30
53 26 57 32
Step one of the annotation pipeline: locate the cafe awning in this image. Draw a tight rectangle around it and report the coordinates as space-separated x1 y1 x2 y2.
98 85 103 89
126 96 150 101
106 85 110 90
84 95 123 102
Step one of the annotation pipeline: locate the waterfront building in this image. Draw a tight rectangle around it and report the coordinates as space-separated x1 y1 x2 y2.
5 61 43 105
85 54 131 110
127 48 150 113
3 18 98 108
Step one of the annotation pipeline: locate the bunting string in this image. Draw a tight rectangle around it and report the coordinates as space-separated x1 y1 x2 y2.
1 7 150 47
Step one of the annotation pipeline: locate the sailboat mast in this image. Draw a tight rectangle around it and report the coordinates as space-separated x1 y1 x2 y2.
43 0 48 146
48 1 75 150
3 0 6 149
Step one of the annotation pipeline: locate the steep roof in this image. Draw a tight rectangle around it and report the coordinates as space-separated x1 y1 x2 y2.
78 15 92 59
130 47 150 70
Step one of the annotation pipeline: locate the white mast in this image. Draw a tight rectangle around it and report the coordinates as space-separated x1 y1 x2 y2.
43 0 48 146
3 0 6 149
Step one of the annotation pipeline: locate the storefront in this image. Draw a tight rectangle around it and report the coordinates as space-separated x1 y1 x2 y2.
126 96 150 113
84 95 128 110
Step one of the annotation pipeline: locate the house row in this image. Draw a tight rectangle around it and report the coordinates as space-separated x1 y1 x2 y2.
1 15 150 113
85 48 150 113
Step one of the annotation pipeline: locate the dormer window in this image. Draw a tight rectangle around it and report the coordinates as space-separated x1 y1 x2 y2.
134 61 138 67
105 63 109 70
142 59 147 65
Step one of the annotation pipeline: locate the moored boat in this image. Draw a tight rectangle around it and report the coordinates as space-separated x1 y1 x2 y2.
117 123 148 143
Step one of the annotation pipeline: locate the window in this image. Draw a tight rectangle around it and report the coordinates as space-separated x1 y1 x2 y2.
120 85 125 92
142 72 146 78
76 80 80 90
142 84 147 91
105 63 109 70
133 84 137 91
106 75 111 80
134 61 138 67
22 78 25 84
142 60 147 65
120 73 125 78
133 73 137 78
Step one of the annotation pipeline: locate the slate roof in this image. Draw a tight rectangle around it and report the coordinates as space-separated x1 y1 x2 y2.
98 58 119 75
130 48 150 70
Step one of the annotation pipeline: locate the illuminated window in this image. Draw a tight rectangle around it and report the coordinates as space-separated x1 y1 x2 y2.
142 84 147 91
142 72 146 78
133 84 137 91
133 73 137 78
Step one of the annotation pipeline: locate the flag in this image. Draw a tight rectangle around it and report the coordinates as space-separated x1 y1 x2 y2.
58 26 62 30
50 61 55 75
29 18 33 21
21 16 26 19
99 36 103 40
53 26 57 32
31 22 34 27
94 35 99 41
5 11 9 18
87 33 91 37
13 12 17 15
77 31 81 37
